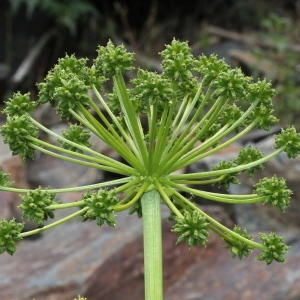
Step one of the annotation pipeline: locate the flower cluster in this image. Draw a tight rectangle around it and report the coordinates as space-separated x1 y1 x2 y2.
80 189 119 227
255 176 292 212
275 126 300 158
257 233 290 265
59 124 92 153
0 171 13 188
131 70 174 111
224 225 254 259
19 188 56 226
0 219 24 255
0 115 38 159
0 39 299 267
94 40 135 77
2 92 37 117
172 210 209 247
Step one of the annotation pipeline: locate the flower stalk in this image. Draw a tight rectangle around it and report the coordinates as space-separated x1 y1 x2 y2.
141 190 163 300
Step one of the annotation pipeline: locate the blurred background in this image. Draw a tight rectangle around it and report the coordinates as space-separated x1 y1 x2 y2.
1 0 300 299
1 0 300 125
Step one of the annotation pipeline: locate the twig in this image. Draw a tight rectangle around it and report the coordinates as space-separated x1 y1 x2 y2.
206 25 300 52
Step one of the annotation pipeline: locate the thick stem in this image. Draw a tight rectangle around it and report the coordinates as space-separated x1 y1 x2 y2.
141 190 163 300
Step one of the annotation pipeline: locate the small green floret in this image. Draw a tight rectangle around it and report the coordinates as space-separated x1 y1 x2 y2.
249 105 278 131
194 54 229 86
257 233 290 265
160 39 195 81
246 79 276 106
218 104 244 127
53 73 90 120
212 68 249 100
275 126 300 158
255 176 292 211
0 171 13 188
19 189 56 226
131 70 174 109
0 115 38 159
94 40 135 77
3 92 37 117
0 219 24 255
81 189 119 227
172 210 209 247
234 146 264 178
59 124 91 153
224 225 254 259
212 160 240 189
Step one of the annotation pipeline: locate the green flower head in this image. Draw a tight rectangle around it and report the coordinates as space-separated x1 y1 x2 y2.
19 188 56 226
3 92 37 117
255 176 292 212
0 171 13 188
160 39 195 81
234 146 264 178
59 124 92 153
0 115 38 159
172 210 209 247
94 40 135 77
275 126 300 158
224 225 254 259
0 219 24 255
257 233 290 265
194 54 229 86
81 189 119 227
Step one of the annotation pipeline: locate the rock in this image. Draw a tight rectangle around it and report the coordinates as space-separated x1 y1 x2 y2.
0 151 28 221
165 229 300 300
26 152 103 189
0 204 233 300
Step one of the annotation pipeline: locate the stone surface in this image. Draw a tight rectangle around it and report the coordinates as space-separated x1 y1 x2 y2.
0 138 29 221
164 229 300 300
0 204 232 300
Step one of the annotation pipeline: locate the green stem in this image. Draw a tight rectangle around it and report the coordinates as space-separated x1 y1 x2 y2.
113 72 149 167
174 191 265 250
0 177 132 194
27 135 132 173
169 147 284 180
19 207 88 238
92 84 141 159
30 116 137 175
114 180 149 211
154 179 183 218
30 143 129 176
170 101 259 172
159 95 227 176
141 190 163 300
147 104 158 175
169 181 264 204
47 200 84 210
77 102 144 172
